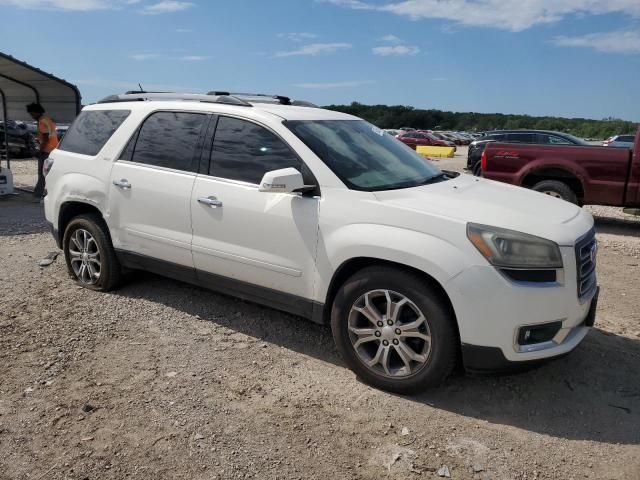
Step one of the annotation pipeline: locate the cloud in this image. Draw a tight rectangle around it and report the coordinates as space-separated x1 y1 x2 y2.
381 34 402 43
180 55 209 61
325 0 640 32
372 45 420 56
141 0 193 14
552 30 640 54
278 32 318 42
274 42 352 57
130 53 161 60
292 80 374 89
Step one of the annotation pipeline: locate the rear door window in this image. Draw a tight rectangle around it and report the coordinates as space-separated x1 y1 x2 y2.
209 116 301 184
619 136 634 142
538 134 572 145
128 111 207 173
58 110 130 156
548 135 572 145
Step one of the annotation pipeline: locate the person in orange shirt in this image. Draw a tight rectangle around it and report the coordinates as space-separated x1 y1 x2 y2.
26 102 59 199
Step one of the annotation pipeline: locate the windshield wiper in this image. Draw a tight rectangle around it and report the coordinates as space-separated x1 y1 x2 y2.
417 172 449 186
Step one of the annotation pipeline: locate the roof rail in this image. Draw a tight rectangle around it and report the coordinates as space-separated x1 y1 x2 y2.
97 91 318 108
97 92 252 107
206 91 317 108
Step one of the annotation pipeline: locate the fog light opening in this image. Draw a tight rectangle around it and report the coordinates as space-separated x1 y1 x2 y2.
517 321 562 346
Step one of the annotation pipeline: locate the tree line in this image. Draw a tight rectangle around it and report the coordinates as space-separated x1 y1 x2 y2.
324 102 638 139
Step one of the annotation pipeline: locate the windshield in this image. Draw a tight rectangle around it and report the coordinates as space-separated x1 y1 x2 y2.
286 120 442 191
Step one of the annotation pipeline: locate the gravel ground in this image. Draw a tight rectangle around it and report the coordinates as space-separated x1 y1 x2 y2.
7 157 38 191
0 153 639 480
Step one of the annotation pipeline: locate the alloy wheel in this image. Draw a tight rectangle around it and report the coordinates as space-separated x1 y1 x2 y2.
347 289 432 378
68 228 101 285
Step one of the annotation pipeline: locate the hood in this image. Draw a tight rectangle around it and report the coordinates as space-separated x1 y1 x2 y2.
373 174 593 245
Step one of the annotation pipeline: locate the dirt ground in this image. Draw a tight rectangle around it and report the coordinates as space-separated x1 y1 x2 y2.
1 151 639 480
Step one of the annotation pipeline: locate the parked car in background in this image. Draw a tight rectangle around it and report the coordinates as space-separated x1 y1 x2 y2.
420 131 456 148
432 132 463 145
446 132 471 145
0 120 37 158
468 130 589 175
602 135 635 149
44 91 599 393
397 130 455 150
399 127 416 132
482 129 640 206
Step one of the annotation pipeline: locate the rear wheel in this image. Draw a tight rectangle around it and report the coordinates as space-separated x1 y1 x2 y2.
331 267 458 394
532 180 578 204
62 214 122 291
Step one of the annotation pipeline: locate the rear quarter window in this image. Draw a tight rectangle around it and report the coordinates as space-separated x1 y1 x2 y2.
58 110 130 156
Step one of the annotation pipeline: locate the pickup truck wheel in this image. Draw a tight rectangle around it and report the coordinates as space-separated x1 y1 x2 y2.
532 180 578 204
62 214 122 291
331 267 457 394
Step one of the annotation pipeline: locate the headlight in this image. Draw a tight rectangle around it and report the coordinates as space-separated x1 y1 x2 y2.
467 223 562 269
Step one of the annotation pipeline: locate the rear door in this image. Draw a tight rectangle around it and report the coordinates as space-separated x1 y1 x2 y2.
108 110 208 269
191 115 320 310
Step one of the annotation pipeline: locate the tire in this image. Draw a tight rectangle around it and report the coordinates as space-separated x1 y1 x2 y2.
62 213 122 291
331 266 458 394
532 180 578 204
472 162 482 177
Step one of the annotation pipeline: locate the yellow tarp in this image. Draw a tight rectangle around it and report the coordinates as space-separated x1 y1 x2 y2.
416 145 455 158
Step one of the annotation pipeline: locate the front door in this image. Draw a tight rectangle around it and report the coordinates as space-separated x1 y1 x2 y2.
108 110 208 268
191 115 319 306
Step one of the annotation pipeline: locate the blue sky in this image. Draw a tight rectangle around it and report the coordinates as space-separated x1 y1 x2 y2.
2 0 639 121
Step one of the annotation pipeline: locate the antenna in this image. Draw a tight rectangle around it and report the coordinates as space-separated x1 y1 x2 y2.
138 83 144 93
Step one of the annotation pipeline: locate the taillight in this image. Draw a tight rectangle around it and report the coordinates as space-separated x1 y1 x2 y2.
43 156 54 177
480 150 487 171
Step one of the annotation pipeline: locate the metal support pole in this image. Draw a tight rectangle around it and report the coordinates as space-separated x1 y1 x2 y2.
0 87 10 169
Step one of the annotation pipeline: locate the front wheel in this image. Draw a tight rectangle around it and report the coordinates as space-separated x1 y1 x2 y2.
62 214 122 291
532 180 578 204
331 267 458 394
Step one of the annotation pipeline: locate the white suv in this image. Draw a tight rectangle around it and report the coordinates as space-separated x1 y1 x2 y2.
44 92 599 393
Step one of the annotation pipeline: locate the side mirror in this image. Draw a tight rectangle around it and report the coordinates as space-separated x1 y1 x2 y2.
258 167 316 194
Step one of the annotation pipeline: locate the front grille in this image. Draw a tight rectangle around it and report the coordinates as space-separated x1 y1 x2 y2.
575 229 597 301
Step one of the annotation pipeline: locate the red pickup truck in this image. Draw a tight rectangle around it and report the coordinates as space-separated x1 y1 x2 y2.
481 129 639 206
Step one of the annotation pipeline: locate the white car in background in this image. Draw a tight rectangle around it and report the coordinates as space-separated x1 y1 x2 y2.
43 92 598 393
603 135 635 149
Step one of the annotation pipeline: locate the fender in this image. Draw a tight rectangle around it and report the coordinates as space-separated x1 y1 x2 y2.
45 172 111 238
516 159 586 190
315 222 469 304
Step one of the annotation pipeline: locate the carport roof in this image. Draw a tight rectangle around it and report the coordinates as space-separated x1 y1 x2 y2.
0 51 81 124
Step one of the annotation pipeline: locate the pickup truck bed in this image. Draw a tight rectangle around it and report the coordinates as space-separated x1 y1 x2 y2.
482 129 639 207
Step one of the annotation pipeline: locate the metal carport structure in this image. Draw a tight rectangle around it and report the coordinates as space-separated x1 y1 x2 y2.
0 51 81 172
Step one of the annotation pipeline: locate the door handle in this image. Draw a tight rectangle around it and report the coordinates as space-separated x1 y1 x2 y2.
198 196 223 208
113 179 131 189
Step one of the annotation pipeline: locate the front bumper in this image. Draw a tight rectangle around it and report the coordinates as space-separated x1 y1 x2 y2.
445 244 597 364
461 287 598 372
